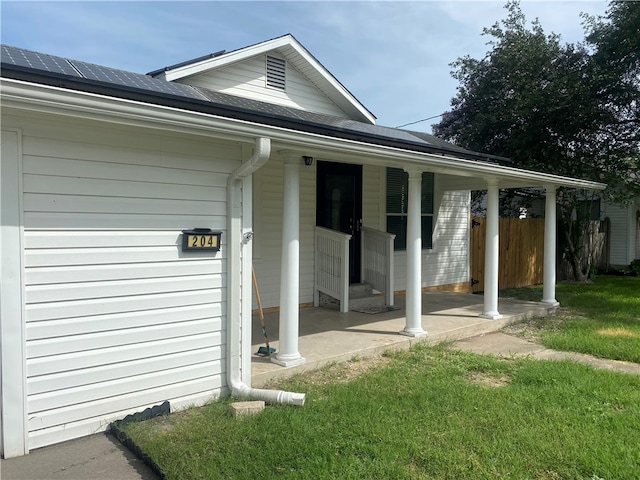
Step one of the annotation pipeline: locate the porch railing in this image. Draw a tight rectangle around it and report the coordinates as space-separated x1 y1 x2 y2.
314 226 351 313
360 227 396 306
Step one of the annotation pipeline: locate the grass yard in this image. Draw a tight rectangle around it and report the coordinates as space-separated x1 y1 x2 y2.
121 344 640 480
500 276 640 363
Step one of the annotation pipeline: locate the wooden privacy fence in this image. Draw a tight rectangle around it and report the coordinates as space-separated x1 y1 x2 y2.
470 216 545 293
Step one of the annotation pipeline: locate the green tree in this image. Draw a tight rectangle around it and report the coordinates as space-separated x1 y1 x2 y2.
433 0 640 281
583 1 640 198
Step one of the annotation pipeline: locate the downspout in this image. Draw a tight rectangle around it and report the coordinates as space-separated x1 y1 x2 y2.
226 136 305 406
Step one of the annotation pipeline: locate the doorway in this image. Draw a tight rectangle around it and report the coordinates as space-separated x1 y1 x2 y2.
316 161 363 284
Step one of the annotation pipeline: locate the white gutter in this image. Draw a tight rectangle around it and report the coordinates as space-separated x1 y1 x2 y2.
226 136 305 406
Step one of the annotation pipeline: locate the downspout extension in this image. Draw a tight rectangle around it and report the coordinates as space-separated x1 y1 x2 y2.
226 137 305 406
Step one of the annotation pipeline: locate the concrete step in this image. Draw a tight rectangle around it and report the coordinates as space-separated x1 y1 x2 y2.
349 293 385 310
319 283 386 311
349 283 373 297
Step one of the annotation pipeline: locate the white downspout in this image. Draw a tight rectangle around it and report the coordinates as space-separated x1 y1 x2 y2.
226 137 305 406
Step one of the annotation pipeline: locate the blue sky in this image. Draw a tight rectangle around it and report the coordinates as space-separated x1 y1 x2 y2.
1 1 608 131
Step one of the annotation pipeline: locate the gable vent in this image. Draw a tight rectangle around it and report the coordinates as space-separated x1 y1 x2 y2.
266 55 286 90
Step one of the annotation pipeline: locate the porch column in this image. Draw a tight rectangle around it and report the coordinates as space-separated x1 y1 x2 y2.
401 168 427 337
273 154 305 367
481 179 502 319
541 185 560 306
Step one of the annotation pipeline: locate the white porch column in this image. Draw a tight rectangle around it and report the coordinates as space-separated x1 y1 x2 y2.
401 168 427 337
481 179 502 319
273 154 305 367
541 185 560 306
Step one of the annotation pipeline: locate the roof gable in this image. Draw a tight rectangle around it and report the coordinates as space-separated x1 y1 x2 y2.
148 34 376 124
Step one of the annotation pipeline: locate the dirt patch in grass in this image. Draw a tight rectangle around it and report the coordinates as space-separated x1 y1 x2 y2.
597 327 639 338
501 309 577 342
309 355 393 385
270 354 393 389
465 371 510 387
145 415 177 434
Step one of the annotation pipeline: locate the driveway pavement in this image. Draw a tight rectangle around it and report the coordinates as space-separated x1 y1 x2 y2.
1 432 159 480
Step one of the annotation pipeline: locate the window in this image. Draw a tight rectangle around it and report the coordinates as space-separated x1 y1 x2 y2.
386 168 434 250
266 55 286 90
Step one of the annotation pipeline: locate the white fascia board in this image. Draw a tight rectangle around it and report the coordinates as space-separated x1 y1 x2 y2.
1 78 606 192
1 78 256 144
282 40 377 124
161 35 376 125
436 177 603 192
161 37 293 81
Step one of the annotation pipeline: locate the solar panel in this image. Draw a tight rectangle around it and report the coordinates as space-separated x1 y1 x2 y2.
1 45 81 77
196 87 432 147
2 44 488 160
69 60 209 101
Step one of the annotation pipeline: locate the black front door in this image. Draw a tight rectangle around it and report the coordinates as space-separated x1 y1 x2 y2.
316 161 363 284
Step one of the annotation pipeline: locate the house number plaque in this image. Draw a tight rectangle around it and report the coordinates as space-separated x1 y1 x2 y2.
181 229 222 252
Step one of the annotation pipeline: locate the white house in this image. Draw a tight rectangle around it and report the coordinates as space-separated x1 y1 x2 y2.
602 198 640 268
0 34 604 457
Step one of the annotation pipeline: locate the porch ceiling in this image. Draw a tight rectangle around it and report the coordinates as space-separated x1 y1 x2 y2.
435 173 581 192
272 140 606 192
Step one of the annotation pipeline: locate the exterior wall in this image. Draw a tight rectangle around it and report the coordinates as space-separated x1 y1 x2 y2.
253 165 470 309
636 200 640 260
2 111 238 450
252 155 316 309
362 164 382 231
176 54 349 118
603 201 635 266
392 186 471 291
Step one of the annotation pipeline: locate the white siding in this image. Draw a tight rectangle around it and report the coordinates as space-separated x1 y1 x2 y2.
253 164 468 309
393 187 471 290
252 158 284 308
5 112 239 449
603 202 633 266
362 164 382 231
176 54 350 118
636 199 640 260
252 156 316 308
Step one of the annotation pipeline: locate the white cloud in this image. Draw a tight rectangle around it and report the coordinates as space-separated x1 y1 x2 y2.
0 0 611 130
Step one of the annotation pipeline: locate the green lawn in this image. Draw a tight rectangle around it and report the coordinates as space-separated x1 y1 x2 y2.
121 344 640 480
500 276 640 363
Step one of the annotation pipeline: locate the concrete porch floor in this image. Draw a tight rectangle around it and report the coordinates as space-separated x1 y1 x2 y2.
251 292 555 386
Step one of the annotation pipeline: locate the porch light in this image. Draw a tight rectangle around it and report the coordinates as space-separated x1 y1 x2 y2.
303 156 314 166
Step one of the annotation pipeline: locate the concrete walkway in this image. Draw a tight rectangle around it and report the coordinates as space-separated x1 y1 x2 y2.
3 294 638 479
251 292 554 386
454 331 640 376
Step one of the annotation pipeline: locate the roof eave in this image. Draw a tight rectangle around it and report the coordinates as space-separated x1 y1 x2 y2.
0 75 606 192
0 64 496 162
